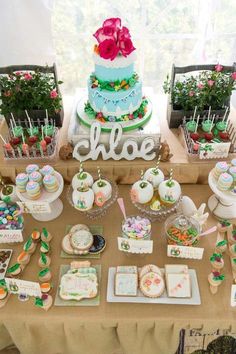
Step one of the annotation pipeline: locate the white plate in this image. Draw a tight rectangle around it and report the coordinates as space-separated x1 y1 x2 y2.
107 267 201 305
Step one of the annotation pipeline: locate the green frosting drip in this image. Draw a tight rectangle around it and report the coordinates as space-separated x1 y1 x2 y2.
90 73 139 92
7 263 20 273
38 268 50 277
84 98 148 123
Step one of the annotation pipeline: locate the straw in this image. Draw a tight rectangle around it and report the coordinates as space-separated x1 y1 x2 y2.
25 110 33 135
117 198 127 220
210 114 215 132
207 106 211 121
222 107 229 122
41 126 44 140
10 113 17 127
195 115 200 133
193 106 197 121
223 119 229 133
0 134 7 144
97 167 102 183
140 170 144 180
154 155 161 172
21 133 25 144
10 120 15 137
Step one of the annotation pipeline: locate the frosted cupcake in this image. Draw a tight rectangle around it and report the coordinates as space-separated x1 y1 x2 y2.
230 244 236 257
26 181 41 200
16 173 29 193
213 162 228 179
40 165 55 176
231 159 236 167
29 171 43 186
210 253 224 270
217 173 233 191
26 164 39 174
215 239 228 253
43 174 59 193
229 167 236 181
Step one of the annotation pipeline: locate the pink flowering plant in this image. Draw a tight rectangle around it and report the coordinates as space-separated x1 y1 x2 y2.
93 18 135 60
163 64 236 112
0 69 63 116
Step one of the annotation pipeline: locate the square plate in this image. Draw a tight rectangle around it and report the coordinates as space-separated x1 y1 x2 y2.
107 267 201 305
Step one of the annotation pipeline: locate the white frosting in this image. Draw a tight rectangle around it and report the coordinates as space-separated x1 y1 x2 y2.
90 99 142 117
93 51 136 68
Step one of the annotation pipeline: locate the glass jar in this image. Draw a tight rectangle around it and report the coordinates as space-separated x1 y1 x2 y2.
122 215 152 241
164 214 200 246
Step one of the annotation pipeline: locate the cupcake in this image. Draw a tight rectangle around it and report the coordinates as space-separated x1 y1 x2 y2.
38 268 52 282
229 167 236 181
23 237 37 254
31 229 41 242
210 253 224 270
40 165 55 176
17 251 31 265
217 173 233 191
29 171 43 186
230 244 236 257
41 228 53 242
40 241 50 254
43 174 59 193
26 164 39 174
26 181 41 200
213 162 228 180
38 253 51 268
215 239 228 253
16 173 29 193
6 263 23 277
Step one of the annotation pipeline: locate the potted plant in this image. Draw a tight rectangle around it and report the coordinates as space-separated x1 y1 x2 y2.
163 63 236 128
0 64 63 127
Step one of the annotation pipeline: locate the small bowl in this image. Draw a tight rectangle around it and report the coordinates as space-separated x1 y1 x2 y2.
164 214 200 246
122 215 152 240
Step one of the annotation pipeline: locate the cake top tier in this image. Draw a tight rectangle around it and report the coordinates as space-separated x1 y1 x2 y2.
93 18 136 61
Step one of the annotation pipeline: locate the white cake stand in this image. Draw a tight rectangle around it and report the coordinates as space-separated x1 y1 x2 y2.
208 170 236 219
16 172 64 222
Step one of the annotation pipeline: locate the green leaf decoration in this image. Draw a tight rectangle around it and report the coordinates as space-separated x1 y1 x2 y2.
7 263 20 273
24 237 33 251
216 240 227 247
42 228 48 238
41 241 49 251
38 268 50 277
41 253 47 265
90 73 139 92
35 297 43 307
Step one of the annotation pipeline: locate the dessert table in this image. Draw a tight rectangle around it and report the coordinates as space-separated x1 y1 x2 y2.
0 184 235 354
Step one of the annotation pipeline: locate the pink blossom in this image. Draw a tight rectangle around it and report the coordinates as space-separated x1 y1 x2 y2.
208 80 215 87
24 72 32 80
103 18 121 29
215 64 223 72
231 72 236 80
197 83 204 89
4 90 11 97
189 91 195 97
98 39 119 61
117 26 131 40
118 36 135 57
128 114 134 120
15 71 22 76
50 90 58 99
94 18 121 43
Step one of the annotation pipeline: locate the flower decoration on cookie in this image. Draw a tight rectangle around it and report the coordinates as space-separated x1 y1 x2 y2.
93 18 135 60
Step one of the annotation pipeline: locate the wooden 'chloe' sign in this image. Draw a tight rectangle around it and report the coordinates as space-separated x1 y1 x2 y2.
73 122 156 161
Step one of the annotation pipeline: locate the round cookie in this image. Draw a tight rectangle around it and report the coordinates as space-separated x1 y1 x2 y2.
89 235 106 254
70 224 90 233
139 271 165 298
69 230 93 252
62 234 75 255
139 264 162 279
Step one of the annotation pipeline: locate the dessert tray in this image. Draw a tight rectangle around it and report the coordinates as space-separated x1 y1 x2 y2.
67 177 118 219
107 267 201 305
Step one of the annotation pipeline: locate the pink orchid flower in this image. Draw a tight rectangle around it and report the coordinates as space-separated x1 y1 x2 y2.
215 64 223 72
208 80 215 87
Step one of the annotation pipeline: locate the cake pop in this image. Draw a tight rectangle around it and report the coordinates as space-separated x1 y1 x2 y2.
219 119 230 141
131 170 154 204
202 106 214 133
186 106 197 133
143 155 164 190
9 120 21 146
0 134 14 153
21 133 29 155
190 115 200 141
43 110 55 137
216 107 228 132
40 126 47 152
25 110 38 142
204 114 215 141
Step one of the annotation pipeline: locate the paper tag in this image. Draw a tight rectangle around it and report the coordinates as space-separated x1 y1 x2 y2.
167 245 204 259
199 142 230 159
231 285 236 307
0 229 23 243
17 201 51 214
5 278 41 297
118 237 153 254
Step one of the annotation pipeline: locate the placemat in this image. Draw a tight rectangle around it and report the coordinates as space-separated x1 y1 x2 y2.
54 264 101 307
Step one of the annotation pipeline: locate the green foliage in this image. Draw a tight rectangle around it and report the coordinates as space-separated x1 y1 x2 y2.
163 69 236 112
0 70 63 116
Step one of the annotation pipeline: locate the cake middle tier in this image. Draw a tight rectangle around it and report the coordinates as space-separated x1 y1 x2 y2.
88 80 142 117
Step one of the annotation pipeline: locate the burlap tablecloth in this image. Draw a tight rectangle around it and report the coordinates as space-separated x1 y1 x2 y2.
0 184 235 354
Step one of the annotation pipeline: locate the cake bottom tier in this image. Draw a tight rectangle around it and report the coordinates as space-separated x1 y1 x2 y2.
88 79 142 117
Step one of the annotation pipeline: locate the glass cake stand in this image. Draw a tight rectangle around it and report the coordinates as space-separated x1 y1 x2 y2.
67 177 118 219
131 191 182 222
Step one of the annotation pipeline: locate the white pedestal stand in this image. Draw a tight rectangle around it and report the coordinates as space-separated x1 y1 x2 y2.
16 172 64 222
208 170 236 219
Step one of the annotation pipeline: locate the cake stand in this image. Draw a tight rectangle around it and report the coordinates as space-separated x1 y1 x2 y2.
77 93 152 133
208 170 236 219
16 172 64 222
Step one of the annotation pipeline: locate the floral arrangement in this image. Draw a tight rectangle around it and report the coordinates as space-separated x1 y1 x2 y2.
0 70 63 116
84 97 148 123
93 18 135 61
163 64 236 112
212 271 225 281
90 73 138 91
210 253 223 263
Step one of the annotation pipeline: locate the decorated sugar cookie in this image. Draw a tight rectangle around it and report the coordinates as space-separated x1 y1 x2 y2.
139 271 165 298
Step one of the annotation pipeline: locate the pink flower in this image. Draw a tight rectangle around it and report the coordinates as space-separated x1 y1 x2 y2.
103 18 121 29
4 90 11 97
197 83 204 89
215 64 223 72
24 72 32 80
189 91 195 96
50 90 58 99
231 72 236 80
94 18 121 43
117 26 131 40
118 36 135 57
98 39 119 61
128 114 134 120
15 71 22 76
208 80 215 87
